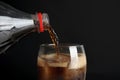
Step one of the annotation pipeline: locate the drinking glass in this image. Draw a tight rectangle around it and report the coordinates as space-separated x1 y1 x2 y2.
37 44 87 80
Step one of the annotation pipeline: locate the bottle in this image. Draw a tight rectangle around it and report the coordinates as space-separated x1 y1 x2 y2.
0 1 50 54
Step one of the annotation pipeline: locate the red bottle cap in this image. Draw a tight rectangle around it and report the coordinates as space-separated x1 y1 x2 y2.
37 12 44 32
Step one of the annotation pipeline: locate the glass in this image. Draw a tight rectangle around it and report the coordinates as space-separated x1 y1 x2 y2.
37 44 87 80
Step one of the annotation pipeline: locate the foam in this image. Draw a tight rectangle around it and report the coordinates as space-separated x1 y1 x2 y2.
37 53 86 69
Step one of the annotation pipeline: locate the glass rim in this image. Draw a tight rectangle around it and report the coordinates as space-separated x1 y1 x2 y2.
40 43 84 47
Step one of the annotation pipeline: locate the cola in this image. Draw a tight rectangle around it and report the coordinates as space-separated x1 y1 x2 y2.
37 53 86 80
37 26 87 80
45 25 60 56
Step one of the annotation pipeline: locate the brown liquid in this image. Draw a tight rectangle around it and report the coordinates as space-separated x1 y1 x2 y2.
38 26 87 80
37 53 86 80
45 25 60 57
45 25 59 47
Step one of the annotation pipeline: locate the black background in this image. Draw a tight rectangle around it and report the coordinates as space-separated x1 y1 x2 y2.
0 0 119 80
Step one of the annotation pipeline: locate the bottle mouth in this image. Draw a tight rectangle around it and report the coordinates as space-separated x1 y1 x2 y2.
42 13 50 26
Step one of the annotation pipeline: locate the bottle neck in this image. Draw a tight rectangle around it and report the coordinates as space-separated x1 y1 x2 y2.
32 12 50 33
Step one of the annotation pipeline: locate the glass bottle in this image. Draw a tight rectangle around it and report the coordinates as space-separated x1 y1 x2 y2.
0 1 50 54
